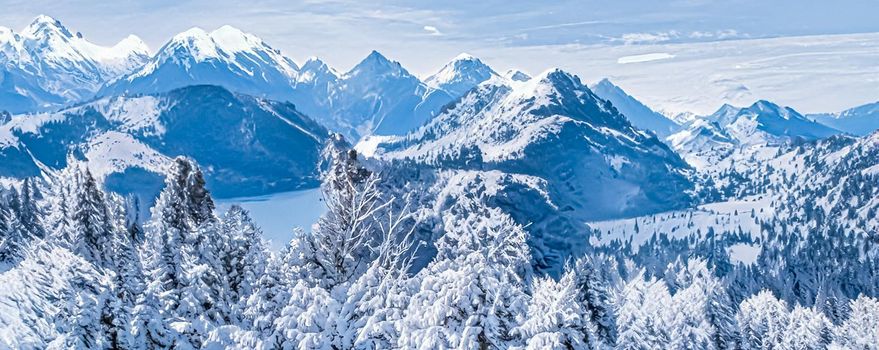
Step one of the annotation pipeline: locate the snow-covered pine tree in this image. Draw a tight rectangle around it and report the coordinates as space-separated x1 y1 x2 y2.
736 290 789 349
45 163 80 248
514 269 601 349
18 178 46 240
176 219 234 345
779 305 832 349
399 207 530 349
572 255 620 346
668 260 718 350
140 157 221 347
70 169 117 268
271 280 341 349
832 295 879 348
219 205 269 322
0 197 28 266
616 272 672 349
48 275 112 350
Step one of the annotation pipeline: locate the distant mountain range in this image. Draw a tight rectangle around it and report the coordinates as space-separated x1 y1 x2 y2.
808 101 879 136
0 15 149 113
365 69 694 221
0 85 327 199
2 14 878 210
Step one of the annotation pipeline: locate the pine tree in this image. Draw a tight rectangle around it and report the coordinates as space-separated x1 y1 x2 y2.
780 305 832 349
736 290 789 349
271 280 341 349
18 178 46 240
514 270 601 349
219 205 269 321
572 255 619 346
0 200 28 266
140 157 222 348
399 207 530 349
70 169 117 268
617 273 672 349
832 295 879 348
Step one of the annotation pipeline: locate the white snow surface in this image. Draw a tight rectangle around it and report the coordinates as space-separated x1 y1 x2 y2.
589 195 774 252
84 131 172 180
0 244 103 349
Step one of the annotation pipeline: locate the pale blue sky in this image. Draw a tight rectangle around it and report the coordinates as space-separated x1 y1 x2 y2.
1 0 878 75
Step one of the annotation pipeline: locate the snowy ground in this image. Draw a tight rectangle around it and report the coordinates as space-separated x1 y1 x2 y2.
588 195 773 264
215 188 326 250
487 32 879 116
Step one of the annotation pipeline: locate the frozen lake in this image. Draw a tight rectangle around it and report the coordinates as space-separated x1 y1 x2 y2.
216 188 326 250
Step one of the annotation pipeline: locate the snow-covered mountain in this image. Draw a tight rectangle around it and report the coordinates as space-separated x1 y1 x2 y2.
0 85 327 199
503 69 531 82
98 26 299 101
590 78 680 138
290 51 454 140
366 68 694 221
0 15 150 113
809 101 879 136
424 53 500 97
668 100 842 169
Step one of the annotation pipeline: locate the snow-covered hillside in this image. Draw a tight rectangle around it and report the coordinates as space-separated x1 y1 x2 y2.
668 100 842 169
809 101 879 136
367 68 694 221
590 78 680 138
291 51 454 140
99 26 299 102
0 15 149 113
0 85 328 199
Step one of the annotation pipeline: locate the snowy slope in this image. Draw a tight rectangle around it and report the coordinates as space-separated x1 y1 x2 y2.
667 100 842 169
590 78 680 138
368 68 694 220
290 51 454 140
0 244 103 349
809 101 879 136
99 26 298 101
0 85 328 199
0 15 149 113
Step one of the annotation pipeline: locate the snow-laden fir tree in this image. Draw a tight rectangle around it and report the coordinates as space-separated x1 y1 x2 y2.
779 305 832 349
513 269 602 349
616 272 672 349
219 205 269 322
571 255 620 346
736 290 789 349
140 156 224 348
69 169 117 268
0 195 29 267
399 206 531 349
832 295 879 348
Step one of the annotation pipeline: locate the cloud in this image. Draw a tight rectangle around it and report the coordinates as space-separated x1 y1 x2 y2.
423 25 442 36
619 31 680 44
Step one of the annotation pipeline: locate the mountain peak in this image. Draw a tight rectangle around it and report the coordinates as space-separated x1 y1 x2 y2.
347 50 408 78
534 68 578 87
23 15 73 40
113 35 150 56
173 27 210 40
503 69 531 82
208 25 268 54
425 53 497 96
